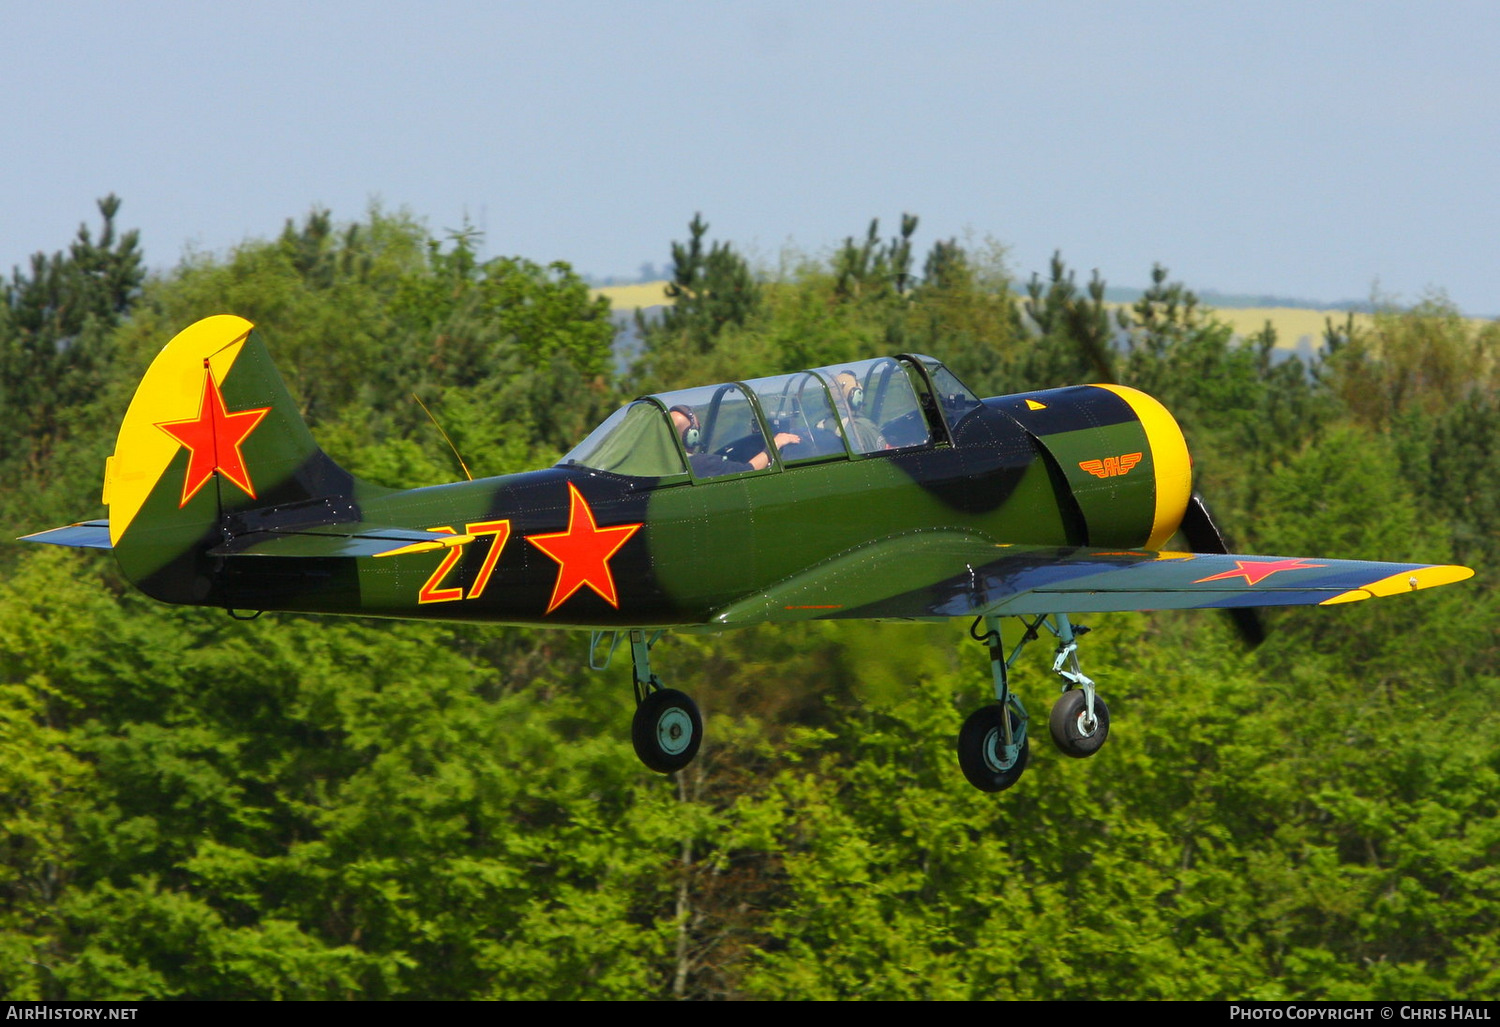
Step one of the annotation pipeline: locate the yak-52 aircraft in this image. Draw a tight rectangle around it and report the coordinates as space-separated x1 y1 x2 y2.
22 315 1475 791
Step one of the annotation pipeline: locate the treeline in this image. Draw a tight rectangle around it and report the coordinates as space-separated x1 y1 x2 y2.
0 201 1496 999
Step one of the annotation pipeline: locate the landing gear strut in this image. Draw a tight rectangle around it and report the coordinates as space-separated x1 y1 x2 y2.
958 613 1110 791
624 629 701 773
1047 615 1109 759
958 614 1030 792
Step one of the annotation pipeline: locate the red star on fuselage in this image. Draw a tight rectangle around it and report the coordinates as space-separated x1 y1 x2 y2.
154 368 271 508
1193 558 1327 586
526 483 643 614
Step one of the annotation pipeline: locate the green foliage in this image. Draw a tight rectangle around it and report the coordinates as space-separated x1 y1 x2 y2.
833 214 918 301
1324 296 1497 425
1319 300 1500 571
125 206 617 485
635 215 1026 402
1021 250 1116 386
647 213 763 358
0 197 144 550
0 196 143 465
1 201 1495 1000
1411 388 1500 568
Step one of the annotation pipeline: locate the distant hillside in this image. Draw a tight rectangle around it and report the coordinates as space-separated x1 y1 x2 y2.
592 281 1363 358
1100 285 1374 312
1208 307 1370 359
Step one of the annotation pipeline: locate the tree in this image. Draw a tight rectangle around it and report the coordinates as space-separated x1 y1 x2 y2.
1319 296 1500 569
650 214 762 354
1321 295 1495 425
1018 252 1115 388
833 214 919 300
0 195 143 471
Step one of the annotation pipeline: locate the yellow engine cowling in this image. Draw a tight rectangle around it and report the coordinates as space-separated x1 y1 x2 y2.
999 383 1192 550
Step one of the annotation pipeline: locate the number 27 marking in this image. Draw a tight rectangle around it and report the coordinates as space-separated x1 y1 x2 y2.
417 520 511 604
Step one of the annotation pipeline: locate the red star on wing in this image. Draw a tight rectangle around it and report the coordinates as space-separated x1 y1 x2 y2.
154 368 271 508
1193 558 1327 586
526 483 643 614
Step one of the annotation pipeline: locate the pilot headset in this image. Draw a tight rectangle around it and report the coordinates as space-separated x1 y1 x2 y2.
836 373 864 411
669 405 701 449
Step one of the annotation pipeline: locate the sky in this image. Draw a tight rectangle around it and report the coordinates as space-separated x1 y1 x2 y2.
4 1 1497 315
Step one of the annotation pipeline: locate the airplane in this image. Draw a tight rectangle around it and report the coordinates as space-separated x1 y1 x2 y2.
20 314 1475 792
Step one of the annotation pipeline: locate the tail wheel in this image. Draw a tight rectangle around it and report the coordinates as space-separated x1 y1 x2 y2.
958 703 1029 792
632 688 702 773
1048 688 1110 758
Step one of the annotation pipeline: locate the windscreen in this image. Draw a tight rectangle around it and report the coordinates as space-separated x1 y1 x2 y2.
558 401 687 477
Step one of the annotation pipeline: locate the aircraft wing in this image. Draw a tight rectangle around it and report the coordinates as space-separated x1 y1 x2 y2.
18 519 472 559
705 532 1474 627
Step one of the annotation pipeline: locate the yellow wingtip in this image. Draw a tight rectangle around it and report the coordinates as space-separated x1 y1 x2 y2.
1320 564 1475 606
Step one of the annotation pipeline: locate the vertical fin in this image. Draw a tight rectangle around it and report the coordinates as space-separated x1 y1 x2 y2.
109 315 359 604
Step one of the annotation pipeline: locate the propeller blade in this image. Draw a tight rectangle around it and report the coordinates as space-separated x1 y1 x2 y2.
1226 603 1267 649
1179 493 1228 555
1179 493 1267 648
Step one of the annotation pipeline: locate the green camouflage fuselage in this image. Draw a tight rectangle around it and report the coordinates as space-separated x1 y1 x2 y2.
119 372 1165 628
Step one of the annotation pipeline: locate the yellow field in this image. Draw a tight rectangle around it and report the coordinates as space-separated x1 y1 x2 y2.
594 282 1379 352
591 282 672 309
1208 307 1376 349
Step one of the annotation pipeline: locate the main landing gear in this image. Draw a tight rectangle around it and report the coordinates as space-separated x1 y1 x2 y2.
596 616 1111 790
957 612 1111 792
623 629 701 773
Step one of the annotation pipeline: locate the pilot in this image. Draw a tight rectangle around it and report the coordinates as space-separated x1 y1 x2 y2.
669 405 800 477
830 371 886 452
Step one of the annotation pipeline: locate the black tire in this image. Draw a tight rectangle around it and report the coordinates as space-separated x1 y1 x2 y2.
632 688 703 773
957 703 1029 792
1048 688 1110 758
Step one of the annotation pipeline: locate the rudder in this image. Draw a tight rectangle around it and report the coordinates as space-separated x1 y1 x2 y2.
108 315 358 603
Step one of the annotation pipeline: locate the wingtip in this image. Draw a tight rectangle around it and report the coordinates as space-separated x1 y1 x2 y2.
1320 564 1475 606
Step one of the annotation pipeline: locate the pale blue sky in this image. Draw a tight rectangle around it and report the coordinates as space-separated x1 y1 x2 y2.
4 1 1497 313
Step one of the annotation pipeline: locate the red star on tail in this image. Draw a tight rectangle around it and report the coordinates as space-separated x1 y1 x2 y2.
1192 558 1327 587
154 368 271 507
526 483 643 614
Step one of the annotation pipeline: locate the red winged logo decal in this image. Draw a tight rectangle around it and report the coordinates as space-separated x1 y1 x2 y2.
1079 453 1143 479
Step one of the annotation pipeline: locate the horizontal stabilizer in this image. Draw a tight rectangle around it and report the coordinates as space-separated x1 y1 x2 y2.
18 520 113 550
208 524 474 560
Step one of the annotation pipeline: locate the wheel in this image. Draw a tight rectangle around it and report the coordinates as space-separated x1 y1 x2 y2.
1048 688 1110 758
632 688 702 773
957 703 1029 792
